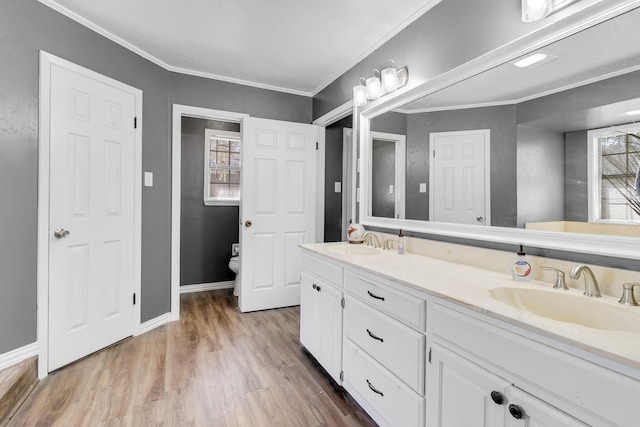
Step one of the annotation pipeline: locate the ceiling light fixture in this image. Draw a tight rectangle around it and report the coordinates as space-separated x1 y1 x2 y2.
353 60 409 107
514 53 548 68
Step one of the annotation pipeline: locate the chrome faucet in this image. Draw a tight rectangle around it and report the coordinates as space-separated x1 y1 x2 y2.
570 265 602 298
362 232 381 248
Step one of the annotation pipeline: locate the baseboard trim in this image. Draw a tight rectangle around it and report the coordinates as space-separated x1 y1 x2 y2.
180 281 235 294
0 343 38 371
136 313 174 336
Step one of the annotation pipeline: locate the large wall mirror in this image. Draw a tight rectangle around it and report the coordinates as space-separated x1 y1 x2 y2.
358 2 640 259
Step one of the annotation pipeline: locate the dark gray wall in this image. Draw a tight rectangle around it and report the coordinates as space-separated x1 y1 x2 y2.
181 118 239 285
565 131 589 221
0 0 313 356
405 106 518 226
313 0 547 119
371 111 408 135
371 140 396 218
0 0 171 353
517 125 565 227
324 116 352 242
170 73 312 123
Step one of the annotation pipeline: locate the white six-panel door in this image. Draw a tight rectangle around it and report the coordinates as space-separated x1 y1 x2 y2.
47 59 138 371
430 129 490 226
239 118 317 312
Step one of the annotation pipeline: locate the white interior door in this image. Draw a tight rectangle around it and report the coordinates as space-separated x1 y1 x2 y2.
239 117 317 312
48 60 137 371
430 129 490 226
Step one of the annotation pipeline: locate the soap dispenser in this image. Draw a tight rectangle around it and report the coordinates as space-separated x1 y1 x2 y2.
397 229 405 254
512 245 531 282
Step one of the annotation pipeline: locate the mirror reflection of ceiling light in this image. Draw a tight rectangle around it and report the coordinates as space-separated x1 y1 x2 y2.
625 110 640 116
514 53 549 68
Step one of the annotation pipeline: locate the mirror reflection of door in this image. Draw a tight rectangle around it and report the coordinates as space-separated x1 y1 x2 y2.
430 129 490 225
369 131 406 219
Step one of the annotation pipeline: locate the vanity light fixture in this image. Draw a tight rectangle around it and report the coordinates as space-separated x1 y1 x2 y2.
353 61 409 107
521 0 552 22
366 69 383 100
353 78 368 107
381 60 400 91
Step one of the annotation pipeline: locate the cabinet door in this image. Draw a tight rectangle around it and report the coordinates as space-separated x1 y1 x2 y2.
300 274 320 357
504 386 588 427
428 343 509 427
318 282 343 384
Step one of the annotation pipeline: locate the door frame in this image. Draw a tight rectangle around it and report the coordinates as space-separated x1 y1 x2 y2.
428 129 491 225
369 131 406 219
37 51 143 378
171 104 333 318
171 105 249 320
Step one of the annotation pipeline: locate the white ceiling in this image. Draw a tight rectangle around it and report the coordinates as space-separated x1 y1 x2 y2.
39 0 440 96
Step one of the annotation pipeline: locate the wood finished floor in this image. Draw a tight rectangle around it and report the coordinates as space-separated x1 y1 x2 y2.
10 290 376 427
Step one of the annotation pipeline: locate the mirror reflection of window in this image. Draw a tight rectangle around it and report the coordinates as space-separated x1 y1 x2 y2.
591 126 640 223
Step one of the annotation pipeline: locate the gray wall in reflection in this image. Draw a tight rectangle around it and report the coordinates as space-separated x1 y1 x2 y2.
517 125 565 227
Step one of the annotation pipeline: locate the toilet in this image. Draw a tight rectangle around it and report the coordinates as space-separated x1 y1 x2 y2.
228 255 239 296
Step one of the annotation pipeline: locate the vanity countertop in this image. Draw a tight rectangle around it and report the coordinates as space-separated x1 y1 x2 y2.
301 242 640 376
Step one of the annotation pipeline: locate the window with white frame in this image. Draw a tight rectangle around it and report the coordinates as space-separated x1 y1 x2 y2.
588 124 640 222
204 128 241 205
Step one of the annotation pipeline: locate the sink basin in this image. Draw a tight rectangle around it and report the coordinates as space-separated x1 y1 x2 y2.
488 287 640 333
326 244 380 256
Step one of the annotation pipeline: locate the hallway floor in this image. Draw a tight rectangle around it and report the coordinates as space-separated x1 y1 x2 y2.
9 290 375 426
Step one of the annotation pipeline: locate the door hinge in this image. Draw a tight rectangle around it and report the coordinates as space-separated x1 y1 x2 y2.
133 293 136 305
428 347 432 364
340 370 344 381
315 142 319 150
341 297 345 308
432 150 435 158
134 117 138 129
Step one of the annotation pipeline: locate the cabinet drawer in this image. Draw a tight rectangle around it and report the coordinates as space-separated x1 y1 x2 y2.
301 253 342 288
344 270 425 330
343 340 424 427
344 295 425 393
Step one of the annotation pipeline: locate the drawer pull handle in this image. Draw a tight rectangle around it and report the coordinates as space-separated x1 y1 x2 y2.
366 329 384 342
312 283 317 290
366 379 384 397
367 291 385 301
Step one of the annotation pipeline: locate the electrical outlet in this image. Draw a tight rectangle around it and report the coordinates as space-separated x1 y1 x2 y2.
232 243 239 256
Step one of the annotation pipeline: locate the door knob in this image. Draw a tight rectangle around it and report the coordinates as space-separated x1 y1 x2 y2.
54 229 70 239
476 216 484 222
244 220 252 228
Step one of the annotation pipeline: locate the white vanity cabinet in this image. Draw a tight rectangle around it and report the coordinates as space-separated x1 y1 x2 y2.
429 343 588 427
300 253 343 384
429 303 640 427
342 269 426 427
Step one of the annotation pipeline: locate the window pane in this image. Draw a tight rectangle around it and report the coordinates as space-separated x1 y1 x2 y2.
210 170 229 184
600 135 625 155
216 139 229 151
230 153 241 167
229 170 240 184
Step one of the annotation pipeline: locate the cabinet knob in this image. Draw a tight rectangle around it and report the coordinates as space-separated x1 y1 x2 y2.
312 283 317 290
509 404 524 419
316 285 321 292
490 391 504 405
